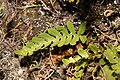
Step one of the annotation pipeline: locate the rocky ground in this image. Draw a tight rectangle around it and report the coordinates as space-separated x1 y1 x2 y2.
0 0 120 80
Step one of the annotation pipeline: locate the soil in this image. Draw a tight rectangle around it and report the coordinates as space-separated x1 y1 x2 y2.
0 0 120 80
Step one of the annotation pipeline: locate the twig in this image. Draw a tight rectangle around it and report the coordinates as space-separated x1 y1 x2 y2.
10 20 23 32
39 0 54 14
94 27 117 41
16 4 40 9
24 23 33 40
44 69 55 80
49 0 58 13
49 50 56 67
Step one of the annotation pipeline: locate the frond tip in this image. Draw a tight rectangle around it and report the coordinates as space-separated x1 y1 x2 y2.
14 21 87 56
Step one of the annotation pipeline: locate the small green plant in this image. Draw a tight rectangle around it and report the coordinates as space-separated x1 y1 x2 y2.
14 21 120 80
14 21 87 56
62 42 120 80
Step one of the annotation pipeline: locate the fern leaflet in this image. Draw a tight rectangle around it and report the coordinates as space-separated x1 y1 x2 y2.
14 21 87 56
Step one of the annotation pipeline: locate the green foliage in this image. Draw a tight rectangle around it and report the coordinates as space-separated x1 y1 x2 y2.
79 35 87 44
14 20 120 79
78 23 86 35
77 48 89 58
103 47 118 63
102 65 116 80
14 21 87 56
62 42 120 79
88 43 99 53
103 46 120 74
62 55 81 65
117 45 120 52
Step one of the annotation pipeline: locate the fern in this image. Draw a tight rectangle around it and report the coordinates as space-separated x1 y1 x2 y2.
14 21 87 56
62 43 120 79
103 45 120 74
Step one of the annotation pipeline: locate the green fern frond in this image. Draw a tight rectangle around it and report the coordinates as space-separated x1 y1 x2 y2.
14 21 87 56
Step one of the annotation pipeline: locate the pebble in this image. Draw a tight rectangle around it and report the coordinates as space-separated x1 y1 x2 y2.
18 69 23 75
114 0 120 4
19 78 24 80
